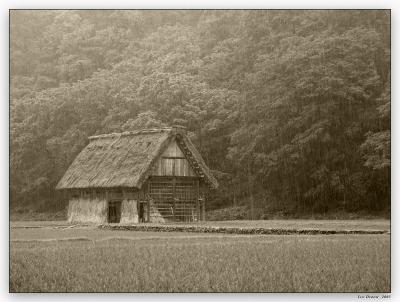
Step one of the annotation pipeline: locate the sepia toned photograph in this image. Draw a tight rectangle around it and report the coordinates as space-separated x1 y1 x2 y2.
9 9 390 293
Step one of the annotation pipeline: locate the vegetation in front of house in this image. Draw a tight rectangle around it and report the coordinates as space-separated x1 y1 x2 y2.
99 223 388 235
10 233 390 292
9 219 390 235
10 220 390 292
11 11 390 217
206 206 390 221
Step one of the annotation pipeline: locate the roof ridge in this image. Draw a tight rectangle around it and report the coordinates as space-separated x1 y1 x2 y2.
88 127 173 140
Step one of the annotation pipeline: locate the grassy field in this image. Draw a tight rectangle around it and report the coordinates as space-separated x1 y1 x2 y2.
10 222 390 293
11 219 390 231
193 219 390 231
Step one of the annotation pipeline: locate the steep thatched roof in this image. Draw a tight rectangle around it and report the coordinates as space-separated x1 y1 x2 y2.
56 127 218 190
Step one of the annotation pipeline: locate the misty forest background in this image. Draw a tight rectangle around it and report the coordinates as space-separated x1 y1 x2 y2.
10 10 390 219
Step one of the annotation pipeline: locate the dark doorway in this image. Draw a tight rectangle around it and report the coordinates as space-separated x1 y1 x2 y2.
108 200 122 223
138 202 145 222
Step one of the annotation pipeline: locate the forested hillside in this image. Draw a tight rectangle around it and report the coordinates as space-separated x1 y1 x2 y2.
10 10 390 217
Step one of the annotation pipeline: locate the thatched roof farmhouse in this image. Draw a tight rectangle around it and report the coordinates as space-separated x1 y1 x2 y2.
56 126 218 224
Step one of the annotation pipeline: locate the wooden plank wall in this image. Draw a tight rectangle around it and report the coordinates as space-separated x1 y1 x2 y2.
151 140 197 177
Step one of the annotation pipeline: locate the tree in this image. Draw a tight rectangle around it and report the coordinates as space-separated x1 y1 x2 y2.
10 10 390 216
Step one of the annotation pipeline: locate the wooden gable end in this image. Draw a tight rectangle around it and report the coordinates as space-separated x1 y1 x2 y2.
151 140 197 177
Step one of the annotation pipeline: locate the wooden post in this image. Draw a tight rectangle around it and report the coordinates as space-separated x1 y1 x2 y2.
196 179 200 221
172 177 176 221
147 199 151 223
199 185 206 221
122 188 126 215
105 190 109 223
202 198 206 221
146 184 151 223
248 165 255 220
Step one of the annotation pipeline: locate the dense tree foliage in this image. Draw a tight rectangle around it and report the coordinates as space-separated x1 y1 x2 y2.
10 10 390 216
